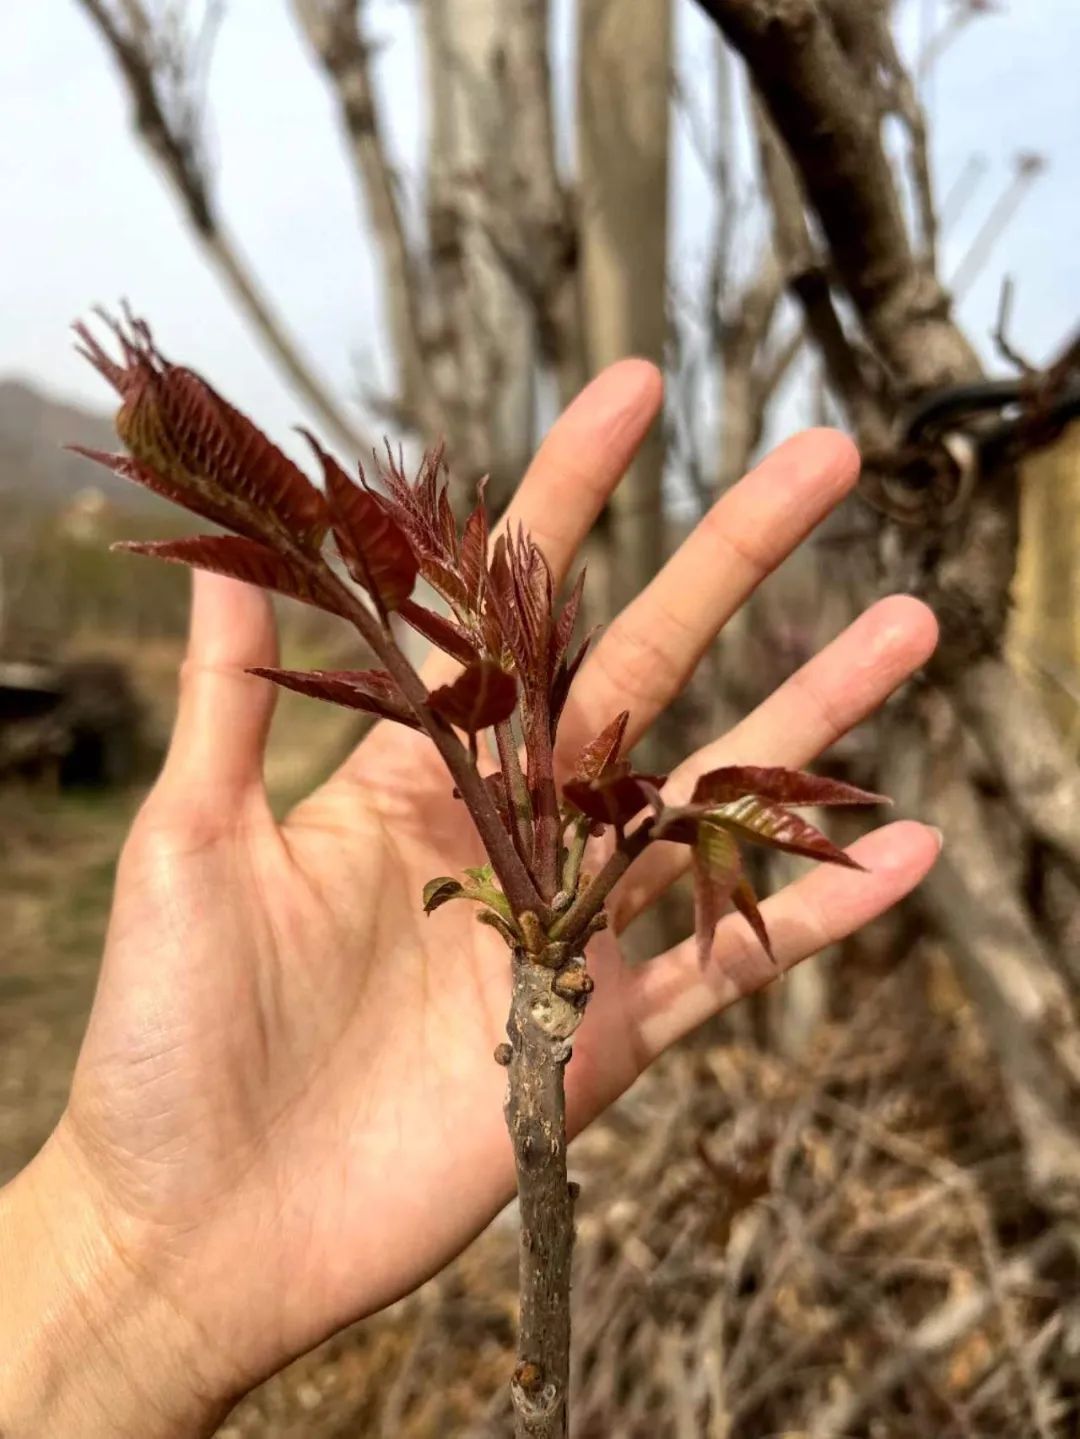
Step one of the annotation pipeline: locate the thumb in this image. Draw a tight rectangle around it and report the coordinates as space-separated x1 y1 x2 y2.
156 570 279 811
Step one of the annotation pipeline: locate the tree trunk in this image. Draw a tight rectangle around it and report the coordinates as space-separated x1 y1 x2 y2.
577 0 671 618
423 0 538 505
1009 422 1080 747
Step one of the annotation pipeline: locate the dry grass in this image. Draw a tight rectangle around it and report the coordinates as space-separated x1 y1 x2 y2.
2 629 1077 1436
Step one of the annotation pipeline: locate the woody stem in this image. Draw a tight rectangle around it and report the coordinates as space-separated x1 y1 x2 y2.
503 949 586 1439
308 565 548 921
496 720 535 868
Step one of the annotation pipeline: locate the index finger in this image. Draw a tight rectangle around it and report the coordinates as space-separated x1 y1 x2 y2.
418 359 663 685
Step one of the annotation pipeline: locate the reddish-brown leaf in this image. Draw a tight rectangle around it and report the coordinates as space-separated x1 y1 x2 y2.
509 528 554 688
248 667 420 728
399 599 482 665
484 771 512 828
486 535 525 670
299 429 418 610
573 711 630 782
692 833 778 966
485 528 557 694
551 568 586 671
692 823 743 967
75 314 327 548
460 488 489 612
450 771 512 828
550 629 595 736
708 795 864 870
731 876 776 965
364 442 472 613
114 536 329 610
428 661 518 732
69 447 263 541
692 765 887 809
562 768 665 829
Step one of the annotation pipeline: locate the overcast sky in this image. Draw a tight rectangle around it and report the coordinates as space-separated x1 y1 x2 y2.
2 0 1077 460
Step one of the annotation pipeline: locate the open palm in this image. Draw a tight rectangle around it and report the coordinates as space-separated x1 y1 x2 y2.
41 361 939 1412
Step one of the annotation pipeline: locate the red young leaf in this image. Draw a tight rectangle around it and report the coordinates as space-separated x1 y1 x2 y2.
114 536 329 610
299 429 418 610
708 794 864 871
459 488 489 612
551 568 586 671
399 599 482 666
573 711 630 782
487 529 556 694
731 876 776 966
450 771 512 828
692 823 780 967
486 535 525 669
692 823 743 967
562 768 665 829
550 628 596 735
248 667 420 728
428 661 517 732
75 313 327 549
365 442 471 612
484 771 512 828
69 447 266 542
692 765 887 809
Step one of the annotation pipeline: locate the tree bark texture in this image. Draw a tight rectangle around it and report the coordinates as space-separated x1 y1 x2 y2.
578 0 671 619
503 948 590 1438
424 0 538 507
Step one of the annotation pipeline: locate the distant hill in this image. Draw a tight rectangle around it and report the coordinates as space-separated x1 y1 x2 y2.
0 378 165 514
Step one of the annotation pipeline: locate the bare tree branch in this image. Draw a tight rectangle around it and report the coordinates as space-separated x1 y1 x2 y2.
951 151 1048 299
753 101 891 447
498 1 584 409
697 0 981 391
292 0 438 434
76 0 373 457
715 247 792 490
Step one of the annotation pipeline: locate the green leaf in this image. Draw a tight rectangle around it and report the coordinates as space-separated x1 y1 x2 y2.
423 877 466 914
422 868 514 925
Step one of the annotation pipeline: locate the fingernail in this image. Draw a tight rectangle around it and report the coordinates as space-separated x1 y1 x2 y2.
929 825 945 852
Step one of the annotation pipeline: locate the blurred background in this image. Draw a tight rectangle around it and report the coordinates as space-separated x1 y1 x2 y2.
3 1 1080 1433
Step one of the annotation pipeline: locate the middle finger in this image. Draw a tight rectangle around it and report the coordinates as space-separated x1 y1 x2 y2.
554 428 860 770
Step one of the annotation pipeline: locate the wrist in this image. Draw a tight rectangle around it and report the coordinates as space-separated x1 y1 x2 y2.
0 1129 233 1439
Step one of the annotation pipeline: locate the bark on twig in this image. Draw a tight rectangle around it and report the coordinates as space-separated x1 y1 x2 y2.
503 948 591 1438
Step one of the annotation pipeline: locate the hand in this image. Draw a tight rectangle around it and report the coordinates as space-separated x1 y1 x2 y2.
0 361 940 1436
